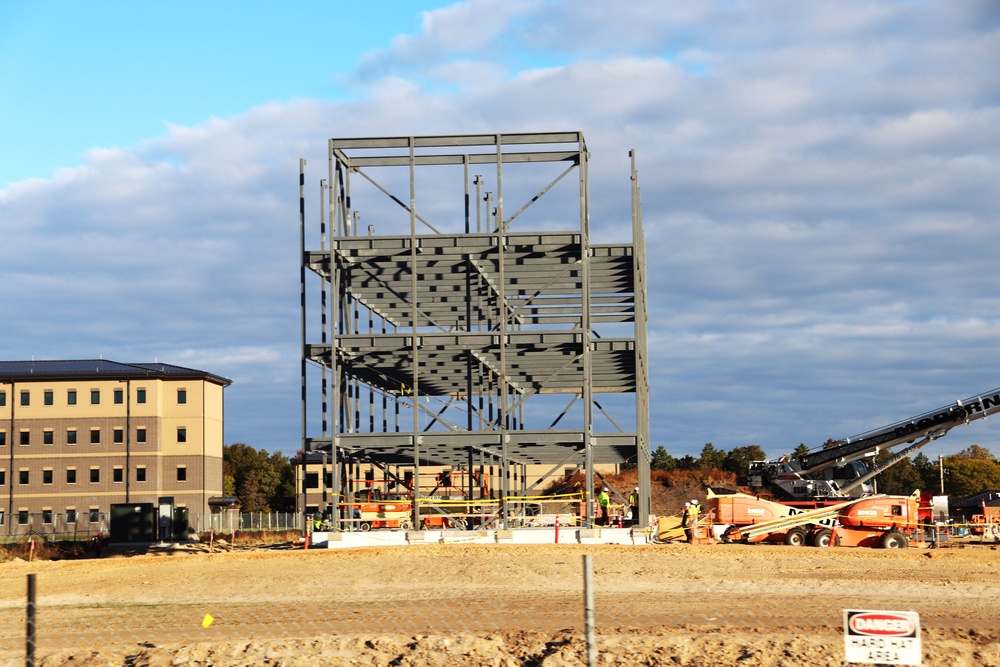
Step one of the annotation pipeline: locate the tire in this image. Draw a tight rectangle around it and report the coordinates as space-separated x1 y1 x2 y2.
359 522 371 532
399 520 412 531
881 531 909 549
784 527 807 547
454 518 468 530
811 528 833 548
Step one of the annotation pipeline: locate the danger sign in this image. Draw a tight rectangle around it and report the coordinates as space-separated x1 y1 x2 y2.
844 609 921 665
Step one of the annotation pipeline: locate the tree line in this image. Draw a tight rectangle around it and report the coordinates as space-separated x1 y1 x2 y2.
222 443 296 513
650 442 1000 498
223 440 1000 512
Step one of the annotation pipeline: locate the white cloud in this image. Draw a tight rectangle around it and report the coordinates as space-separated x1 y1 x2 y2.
3 0 1000 461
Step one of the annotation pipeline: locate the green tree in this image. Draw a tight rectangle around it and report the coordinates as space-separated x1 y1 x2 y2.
269 450 296 512
699 443 726 470
954 444 996 462
223 443 294 512
872 452 922 494
650 446 677 471
791 443 811 459
723 445 767 475
942 455 1000 497
676 454 698 470
912 453 938 492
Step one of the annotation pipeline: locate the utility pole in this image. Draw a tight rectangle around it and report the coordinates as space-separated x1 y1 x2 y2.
939 455 946 495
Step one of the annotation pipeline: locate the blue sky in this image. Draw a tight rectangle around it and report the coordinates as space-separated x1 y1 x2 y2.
3 0 1000 465
0 1 455 187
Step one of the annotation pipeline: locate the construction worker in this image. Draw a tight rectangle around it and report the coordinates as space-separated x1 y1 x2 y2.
629 487 640 526
597 487 610 526
685 500 700 543
681 502 691 540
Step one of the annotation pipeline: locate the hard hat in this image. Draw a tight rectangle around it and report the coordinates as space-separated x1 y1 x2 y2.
684 502 690 507
691 499 699 504
603 487 608 492
634 487 639 491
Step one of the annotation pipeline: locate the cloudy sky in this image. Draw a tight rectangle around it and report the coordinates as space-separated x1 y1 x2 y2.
3 1 999 464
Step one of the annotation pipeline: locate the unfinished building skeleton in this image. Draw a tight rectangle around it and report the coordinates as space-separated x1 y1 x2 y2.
299 132 649 529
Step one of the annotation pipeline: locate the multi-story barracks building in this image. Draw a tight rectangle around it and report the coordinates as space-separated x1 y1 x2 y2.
0 359 231 537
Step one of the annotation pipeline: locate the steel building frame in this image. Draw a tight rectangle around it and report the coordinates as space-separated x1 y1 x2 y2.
299 132 649 529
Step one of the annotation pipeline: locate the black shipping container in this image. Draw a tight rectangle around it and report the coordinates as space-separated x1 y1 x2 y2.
110 503 156 543
173 506 190 541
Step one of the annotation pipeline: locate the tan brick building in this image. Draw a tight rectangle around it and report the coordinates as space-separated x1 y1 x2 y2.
0 360 231 535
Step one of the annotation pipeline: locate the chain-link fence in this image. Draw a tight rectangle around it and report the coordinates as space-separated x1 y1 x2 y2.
0 511 302 544
3 527 999 666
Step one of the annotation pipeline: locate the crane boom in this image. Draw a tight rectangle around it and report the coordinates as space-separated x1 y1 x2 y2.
747 387 1000 500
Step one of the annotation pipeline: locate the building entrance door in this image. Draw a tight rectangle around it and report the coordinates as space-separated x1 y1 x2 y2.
158 497 174 541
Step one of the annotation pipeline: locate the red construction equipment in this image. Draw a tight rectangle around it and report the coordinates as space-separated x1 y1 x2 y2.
708 489 927 549
341 488 414 531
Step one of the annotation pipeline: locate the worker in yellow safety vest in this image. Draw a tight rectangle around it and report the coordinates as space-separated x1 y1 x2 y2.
685 500 700 543
628 487 640 526
597 488 610 526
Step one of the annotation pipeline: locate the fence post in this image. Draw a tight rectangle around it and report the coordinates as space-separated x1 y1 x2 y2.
583 554 596 667
26 573 36 667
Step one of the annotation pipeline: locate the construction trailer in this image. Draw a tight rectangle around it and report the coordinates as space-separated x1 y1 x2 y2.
298 132 650 530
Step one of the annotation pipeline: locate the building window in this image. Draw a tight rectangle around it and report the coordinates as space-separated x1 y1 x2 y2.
0 510 4 526
0 431 5 447
42 469 52 485
90 428 100 444
18 510 29 525
43 430 54 446
67 390 77 405
113 467 123 483
0 470 5 485
91 389 100 405
0 391 5 407
20 391 30 407
19 470 29 485
177 427 187 443
114 428 124 444
306 472 319 489
44 390 53 406
42 509 53 524
137 427 147 443
89 509 100 523
66 509 77 524
66 429 77 445
177 388 187 405
136 467 147 482
90 468 100 483
136 388 146 404
66 468 77 484
20 431 29 446
176 466 187 482
114 388 124 405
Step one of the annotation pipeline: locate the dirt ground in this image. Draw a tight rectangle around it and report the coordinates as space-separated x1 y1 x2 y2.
2 540 1000 666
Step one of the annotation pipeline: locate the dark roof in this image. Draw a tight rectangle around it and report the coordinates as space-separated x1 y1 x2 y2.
207 497 241 506
289 451 327 465
0 359 231 387
951 491 1000 508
